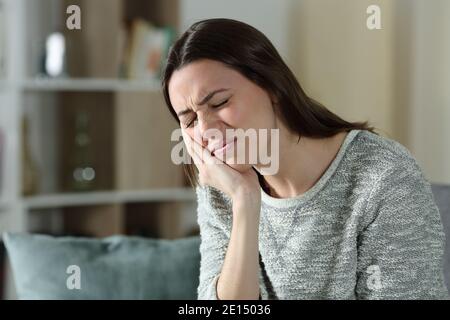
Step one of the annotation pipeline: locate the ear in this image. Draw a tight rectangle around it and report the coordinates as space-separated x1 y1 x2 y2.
269 93 279 106
269 93 280 117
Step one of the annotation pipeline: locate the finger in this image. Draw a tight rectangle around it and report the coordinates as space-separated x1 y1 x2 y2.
190 144 203 166
182 127 209 163
188 132 222 165
181 127 191 148
182 130 200 165
182 128 221 165
181 128 195 158
199 144 222 165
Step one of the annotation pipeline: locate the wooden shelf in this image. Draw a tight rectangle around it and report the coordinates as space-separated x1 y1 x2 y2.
21 78 162 92
23 188 195 210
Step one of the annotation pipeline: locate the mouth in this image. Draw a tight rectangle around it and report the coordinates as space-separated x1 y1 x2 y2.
212 137 237 156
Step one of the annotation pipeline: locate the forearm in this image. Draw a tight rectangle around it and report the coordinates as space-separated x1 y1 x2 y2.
216 199 261 300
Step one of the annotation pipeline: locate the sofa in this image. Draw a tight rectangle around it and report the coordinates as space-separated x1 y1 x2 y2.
431 184 450 291
2 184 450 299
2 233 201 299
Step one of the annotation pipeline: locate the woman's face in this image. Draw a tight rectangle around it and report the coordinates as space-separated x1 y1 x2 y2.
168 59 277 172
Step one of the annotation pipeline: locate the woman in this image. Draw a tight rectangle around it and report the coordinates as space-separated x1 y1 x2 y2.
162 18 448 300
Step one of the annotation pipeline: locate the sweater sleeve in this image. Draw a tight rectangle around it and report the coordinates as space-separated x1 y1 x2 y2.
355 162 449 299
196 185 269 300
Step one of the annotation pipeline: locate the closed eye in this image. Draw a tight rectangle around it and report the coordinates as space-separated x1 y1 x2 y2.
183 99 230 128
212 99 229 108
184 116 197 128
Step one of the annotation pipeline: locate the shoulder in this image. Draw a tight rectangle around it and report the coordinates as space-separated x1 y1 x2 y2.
346 131 438 225
345 130 424 183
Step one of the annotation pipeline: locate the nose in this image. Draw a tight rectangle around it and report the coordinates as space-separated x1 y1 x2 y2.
196 113 221 149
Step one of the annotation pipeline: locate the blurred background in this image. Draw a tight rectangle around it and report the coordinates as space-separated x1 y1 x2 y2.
0 0 449 299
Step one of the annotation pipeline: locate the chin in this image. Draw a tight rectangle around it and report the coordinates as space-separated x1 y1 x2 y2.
225 162 253 173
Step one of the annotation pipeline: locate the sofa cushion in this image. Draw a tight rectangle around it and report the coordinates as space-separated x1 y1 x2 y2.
2 232 200 299
431 184 450 292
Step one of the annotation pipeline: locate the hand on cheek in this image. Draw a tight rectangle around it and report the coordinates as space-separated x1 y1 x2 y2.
180 127 261 202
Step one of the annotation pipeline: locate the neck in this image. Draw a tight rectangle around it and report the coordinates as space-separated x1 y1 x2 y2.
257 128 348 199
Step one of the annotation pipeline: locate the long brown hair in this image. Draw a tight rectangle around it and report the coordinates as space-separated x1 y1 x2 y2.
162 18 375 187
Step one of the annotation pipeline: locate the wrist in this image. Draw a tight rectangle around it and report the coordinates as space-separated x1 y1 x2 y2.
232 184 260 202
232 193 261 222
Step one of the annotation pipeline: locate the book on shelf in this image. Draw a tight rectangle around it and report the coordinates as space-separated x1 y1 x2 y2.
59 1 175 80
121 19 175 80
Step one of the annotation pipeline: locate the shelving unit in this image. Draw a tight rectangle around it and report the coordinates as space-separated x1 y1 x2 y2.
24 188 195 210
22 78 162 92
0 0 199 231
0 0 199 299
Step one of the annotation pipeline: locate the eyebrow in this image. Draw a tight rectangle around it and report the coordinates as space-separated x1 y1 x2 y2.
176 88 230 117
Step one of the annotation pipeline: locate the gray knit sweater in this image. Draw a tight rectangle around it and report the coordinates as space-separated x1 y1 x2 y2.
196 129 449 299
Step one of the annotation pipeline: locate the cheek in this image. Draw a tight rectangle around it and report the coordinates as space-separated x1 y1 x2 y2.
218 104 244 126
220 99 273 129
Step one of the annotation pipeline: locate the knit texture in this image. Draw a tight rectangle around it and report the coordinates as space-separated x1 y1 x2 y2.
196 129 449 299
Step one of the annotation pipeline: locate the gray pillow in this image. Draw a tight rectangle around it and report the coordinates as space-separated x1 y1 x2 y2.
2 232 200 300
431 184 450 291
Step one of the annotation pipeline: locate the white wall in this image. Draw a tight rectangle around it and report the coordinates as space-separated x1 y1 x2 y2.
180 0 450 184
180 0 291 59
410 0 450 184
180 0 396 137
286 0 396 138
